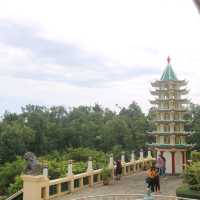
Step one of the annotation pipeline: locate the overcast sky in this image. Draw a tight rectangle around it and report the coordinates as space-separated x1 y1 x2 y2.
0 0 200 114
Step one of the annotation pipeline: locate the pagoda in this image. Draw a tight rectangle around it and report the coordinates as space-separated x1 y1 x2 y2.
148 57 192 175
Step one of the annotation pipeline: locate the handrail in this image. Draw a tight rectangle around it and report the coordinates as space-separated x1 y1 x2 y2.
47 158 154 199
5 189 23 200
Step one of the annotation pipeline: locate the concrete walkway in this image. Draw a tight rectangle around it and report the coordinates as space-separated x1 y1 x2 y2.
57 172 183 200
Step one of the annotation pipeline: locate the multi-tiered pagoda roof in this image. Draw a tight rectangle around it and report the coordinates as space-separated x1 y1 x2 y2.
148 57 193 150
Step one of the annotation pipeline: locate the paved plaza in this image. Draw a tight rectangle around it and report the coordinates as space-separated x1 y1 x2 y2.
57 172 183 200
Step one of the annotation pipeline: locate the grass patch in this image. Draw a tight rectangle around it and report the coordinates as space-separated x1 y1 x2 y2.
176 185 200 199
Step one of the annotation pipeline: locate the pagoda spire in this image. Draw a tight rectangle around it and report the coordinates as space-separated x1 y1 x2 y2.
160 56 177 81
167 56 171 64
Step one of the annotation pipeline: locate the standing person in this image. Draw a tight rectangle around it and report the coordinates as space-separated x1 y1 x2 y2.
160 154 166 176
156 154 164 176
154 168 160 193
146 166 156 193
115 160 122 180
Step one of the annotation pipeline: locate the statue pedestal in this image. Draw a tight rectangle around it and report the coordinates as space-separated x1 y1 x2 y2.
21 175 49 200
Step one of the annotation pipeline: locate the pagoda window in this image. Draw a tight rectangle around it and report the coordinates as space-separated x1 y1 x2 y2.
164 94 169 99
181 136 186 144
156 136 160 143
165 113 170 120
164 125 170 132
174 113 179 120
164 136 170 144
171 92 175 99
170 101 175 109
175 136 181 144
164 102 169 109
174 124 180 131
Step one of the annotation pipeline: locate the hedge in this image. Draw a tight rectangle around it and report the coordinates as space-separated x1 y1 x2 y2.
176 185 200 199
192 151 200 162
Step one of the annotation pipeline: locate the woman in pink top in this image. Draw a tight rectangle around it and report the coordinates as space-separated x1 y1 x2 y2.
156 154 164 176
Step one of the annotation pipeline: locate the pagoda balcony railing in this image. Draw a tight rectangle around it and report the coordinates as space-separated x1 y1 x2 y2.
150 89 189 95
148 143 194 149
150 98 189 102
153 119 189 123
151 80 188 87
155 108 188 112
147 131 193 135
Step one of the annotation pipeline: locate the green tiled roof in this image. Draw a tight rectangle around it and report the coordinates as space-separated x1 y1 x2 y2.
160 64 178 81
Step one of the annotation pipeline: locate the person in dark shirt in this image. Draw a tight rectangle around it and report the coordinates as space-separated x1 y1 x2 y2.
116 160 122 180
160 154 166 176
146 166 156 192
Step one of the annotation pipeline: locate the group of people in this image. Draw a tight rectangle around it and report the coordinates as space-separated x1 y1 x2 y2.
111 153 166 191
146 154 166 193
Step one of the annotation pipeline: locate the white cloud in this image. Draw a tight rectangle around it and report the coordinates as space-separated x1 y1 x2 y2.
0 0 200 114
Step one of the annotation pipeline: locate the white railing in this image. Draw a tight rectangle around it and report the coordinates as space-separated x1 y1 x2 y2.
48 158 154 199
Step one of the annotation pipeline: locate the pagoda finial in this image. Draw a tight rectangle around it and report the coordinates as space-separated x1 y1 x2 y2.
167 56 171 64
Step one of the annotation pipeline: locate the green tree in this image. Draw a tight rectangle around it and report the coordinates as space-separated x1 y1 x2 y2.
0 122 34 163
0 157 25 194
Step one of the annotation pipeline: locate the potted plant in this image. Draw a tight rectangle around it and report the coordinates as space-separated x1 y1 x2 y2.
101 167 112 185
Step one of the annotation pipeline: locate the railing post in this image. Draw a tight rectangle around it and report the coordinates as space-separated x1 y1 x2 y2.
42 162 48 177
131 150 136 173
121 151 125 163
140 149 144 160
21 175 49 200
57 183 61 195
80 177 83 189
97 173 101 182
67 160 74 193
121 151 126 175
109 153 114 168
87 157 94 187
140 149 144 171
147 148 152 159
68 160 73 176
87 156 93 172
131 150 135 162
108 153 114 178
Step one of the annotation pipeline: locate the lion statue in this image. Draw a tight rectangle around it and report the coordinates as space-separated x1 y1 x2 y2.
24 152 42 175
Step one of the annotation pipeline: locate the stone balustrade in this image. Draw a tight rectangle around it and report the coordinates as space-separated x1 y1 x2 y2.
19 150 155 200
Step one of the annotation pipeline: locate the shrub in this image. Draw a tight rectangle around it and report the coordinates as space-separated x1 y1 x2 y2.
190 184 200 191
184 162 200 185
0 157 25 194
176 185 200 199
8 176 23 195
72 162 87 174
192 151 200 162
68 148 108 164
47 160 67 179
101 168 112 182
